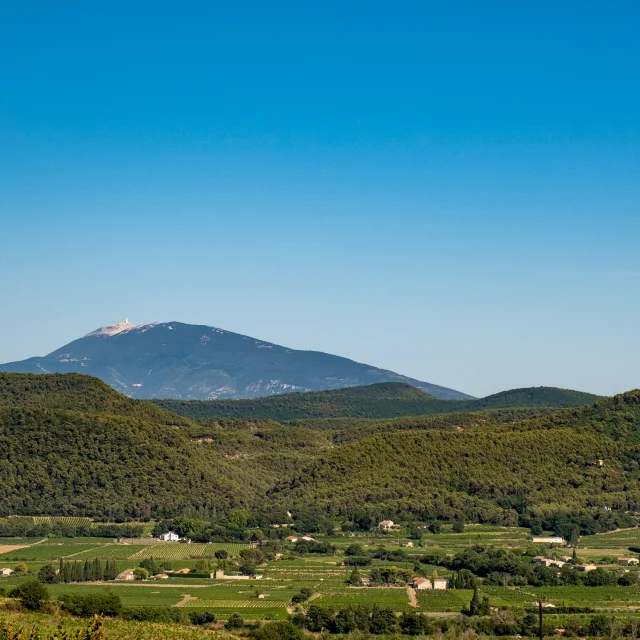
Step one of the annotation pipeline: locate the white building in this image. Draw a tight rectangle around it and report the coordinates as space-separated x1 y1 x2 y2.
0 568 14 577
532 536 565 545
159 531 180 542
379 520 395 530
433 578 448 590
413 577 432 590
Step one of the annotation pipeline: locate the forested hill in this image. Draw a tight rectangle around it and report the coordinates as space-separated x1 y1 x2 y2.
461 386 599 411
0 372 192 427
0 405 262 518
1 371 637 526
154 382 442 420
154 382 599 421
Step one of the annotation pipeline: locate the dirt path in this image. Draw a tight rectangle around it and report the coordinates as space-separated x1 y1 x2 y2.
593 527 637 536
175 594 198 607
63 543 115 558
406 585 418 608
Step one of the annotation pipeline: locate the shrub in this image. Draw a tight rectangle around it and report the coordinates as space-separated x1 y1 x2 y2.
9 580 49 610
225 612 245 629
58 592 122 617
189 610 216 625
249 620 303 639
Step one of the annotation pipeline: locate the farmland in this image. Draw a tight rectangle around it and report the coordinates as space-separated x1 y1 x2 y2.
130 543 252 560
5 525 640 633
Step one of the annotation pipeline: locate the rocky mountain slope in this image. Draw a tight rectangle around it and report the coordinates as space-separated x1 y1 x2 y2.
0 321 471 400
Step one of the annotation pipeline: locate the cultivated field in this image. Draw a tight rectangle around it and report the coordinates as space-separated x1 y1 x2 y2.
4 525 640 626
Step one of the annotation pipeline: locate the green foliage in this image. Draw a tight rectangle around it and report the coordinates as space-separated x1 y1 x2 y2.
58 591 123 617
0 372 191 427
249 620 303 640
0 402 262 519
8 580 49 610
0 618 106 640
155 381 597 421
224 612 245 629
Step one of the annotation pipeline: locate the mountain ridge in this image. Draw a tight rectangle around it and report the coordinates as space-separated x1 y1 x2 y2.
0 321 471 400
155 381 599 421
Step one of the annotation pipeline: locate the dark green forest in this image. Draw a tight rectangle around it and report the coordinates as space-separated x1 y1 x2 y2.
0 373 636 527
153 382 598 421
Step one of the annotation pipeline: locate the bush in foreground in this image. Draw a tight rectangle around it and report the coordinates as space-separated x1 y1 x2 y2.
8 580 49 611
249 620 303 640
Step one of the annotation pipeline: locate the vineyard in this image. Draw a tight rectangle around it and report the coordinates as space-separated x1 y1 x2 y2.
130 543 253 560
416 589 473 612
1 516 92 527
180 599 289 609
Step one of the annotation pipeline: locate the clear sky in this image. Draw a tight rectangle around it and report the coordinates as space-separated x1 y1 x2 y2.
1 1 638 398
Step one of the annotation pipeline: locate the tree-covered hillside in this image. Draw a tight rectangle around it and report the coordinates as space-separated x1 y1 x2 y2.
154 381 598 421
1 372 639 527
0 404 269 518
0 372 192 427
462 386 599 411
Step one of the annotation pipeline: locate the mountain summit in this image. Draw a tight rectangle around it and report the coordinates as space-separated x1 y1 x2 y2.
0 321 471 400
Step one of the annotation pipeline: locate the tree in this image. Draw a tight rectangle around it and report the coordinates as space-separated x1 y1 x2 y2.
9 580 49 610
344 543 365 556
225 612 245 629
14 562 28 574
467 586 481 616
38 564 58 584
249 620 303 640
400 611 431 635
347 567 361 585
370 606 397 634
569 526 579 548
133 567 148 580
428 522 441 534
453 519 465 533
215 549 229 560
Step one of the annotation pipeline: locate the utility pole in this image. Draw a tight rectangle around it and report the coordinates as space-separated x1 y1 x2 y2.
539 600 543 640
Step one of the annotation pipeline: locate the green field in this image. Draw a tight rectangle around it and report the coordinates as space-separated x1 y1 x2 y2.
130 543 252 560
4 526 640 629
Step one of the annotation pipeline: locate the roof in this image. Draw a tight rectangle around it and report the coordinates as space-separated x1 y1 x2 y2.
116 569 135 578
413 577 430 584
380 520 393 524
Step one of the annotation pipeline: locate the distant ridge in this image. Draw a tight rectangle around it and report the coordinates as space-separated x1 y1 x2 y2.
155 381 599 421
0 321 471 400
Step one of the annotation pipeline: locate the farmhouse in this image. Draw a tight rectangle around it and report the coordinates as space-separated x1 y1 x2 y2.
619 558 639 566
433 578 448 590
153 573 169 579
213 570 264 580
159 531 180 542
116 569 135 581
360 577 371 586
574 564 597 572
532 536 565 545
0 568 13 577
174 568 190 574
533 556 565 568
413 577 432 590
379 520 395 530
301 536 316 542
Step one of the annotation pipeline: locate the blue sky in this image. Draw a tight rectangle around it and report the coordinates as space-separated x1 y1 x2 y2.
1 1 638 397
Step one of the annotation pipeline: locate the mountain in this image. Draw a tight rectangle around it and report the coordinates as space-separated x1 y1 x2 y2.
0 371 638 524
0 321 471 400
155 382 598 421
